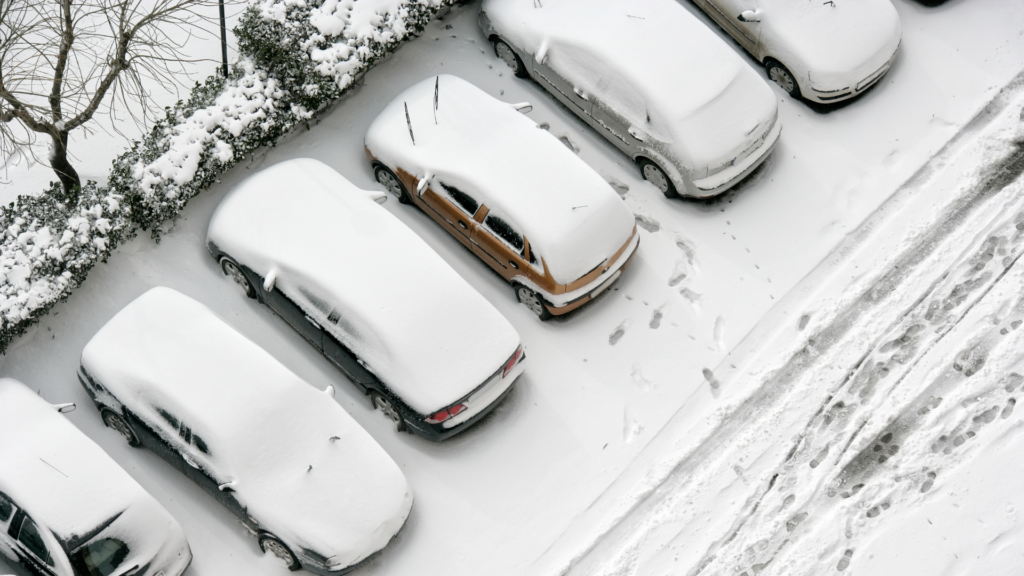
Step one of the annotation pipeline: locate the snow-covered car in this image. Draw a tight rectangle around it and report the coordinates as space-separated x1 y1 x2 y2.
478 0 781 199
0 377 191 576
78 288 413 575
206 158 526 439
693 0 901 104
365 75 639 318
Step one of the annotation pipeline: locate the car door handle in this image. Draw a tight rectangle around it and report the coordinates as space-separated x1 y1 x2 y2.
509 260 519 269
458 220 468 229
305 315 321 329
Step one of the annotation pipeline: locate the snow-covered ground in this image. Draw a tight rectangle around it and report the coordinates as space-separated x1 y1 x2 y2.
2 1 1024 575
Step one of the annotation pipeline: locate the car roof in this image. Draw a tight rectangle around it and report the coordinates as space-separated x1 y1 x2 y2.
0 378 156 542
482 0 778 170
365 74 635 285
205 159 521 413
79 287 412 561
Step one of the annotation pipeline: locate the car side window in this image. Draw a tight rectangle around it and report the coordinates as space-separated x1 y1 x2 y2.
440 182 480 217
484 214 525 253
158 408 210 456
16 515 53 566
0 493 12 522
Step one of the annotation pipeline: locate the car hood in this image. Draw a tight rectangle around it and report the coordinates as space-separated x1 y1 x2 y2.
761 0 902 88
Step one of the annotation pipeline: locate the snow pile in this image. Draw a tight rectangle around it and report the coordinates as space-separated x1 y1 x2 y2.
207 158 521 414
80 287 413 569
0 0 457 353
0 185 129 351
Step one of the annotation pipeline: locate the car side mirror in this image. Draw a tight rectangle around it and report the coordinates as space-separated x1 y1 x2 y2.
416 172 433 195
218 481 236 493
263 269 277 292
738 10 761 22
53 402 76 414
510 102 533 114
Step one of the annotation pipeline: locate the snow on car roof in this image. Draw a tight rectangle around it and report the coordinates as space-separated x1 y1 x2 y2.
206 159 521 413
481 0 778 170
0 378 162 542
365 74 636 285
80 287 412 566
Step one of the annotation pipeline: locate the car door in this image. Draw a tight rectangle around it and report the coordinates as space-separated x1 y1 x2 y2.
704 0 761 53
471 210 529 282
261 279 323 351
531 45 593 115
590 99 644 155
322 326 377 391
420 180 482 246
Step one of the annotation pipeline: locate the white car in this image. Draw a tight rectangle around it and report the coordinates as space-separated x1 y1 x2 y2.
693 0 902 104
0 378 191 576
207 158 526 439
365 75 639 319
479 0 781 198
78 287 413 574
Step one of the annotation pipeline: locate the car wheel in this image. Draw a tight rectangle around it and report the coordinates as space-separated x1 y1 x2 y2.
765 59 800 98
374 165 412 205
514 285 552 320
493 38 529 79
220 257 256 298
259 534 301 571
102 410 141 447
371 391 407 432
638 159 678 199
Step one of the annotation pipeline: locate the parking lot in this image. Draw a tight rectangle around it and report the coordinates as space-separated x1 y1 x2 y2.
3 0 1024 574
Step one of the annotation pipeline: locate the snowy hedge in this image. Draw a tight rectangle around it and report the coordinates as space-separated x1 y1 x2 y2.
0 0 458 353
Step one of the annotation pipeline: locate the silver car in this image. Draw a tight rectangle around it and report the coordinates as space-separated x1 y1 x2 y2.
479 0 781 199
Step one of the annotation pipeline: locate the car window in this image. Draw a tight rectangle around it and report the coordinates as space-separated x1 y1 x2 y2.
484 214 525 253
71 538 129 576
156 407 179 429
439 182 480 216
526 243 538 266
16 515 53 566
0 493 12 522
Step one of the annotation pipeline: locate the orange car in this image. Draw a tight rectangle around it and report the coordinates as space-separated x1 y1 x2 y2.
365 75 638 319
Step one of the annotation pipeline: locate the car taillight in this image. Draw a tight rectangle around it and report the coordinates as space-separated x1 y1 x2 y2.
502 346 524 378
426 403 466 424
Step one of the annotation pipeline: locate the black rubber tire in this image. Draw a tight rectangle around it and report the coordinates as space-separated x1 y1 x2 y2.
493 38 530 79
371 391 408 433
374 164 412 205
637 158 679 199
258 534 301 571
220 257 256 298
102 410 141 448
514 284 553 321
765 59 801 99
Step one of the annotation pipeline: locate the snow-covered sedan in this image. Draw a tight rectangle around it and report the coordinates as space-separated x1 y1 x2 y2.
78 287 413 575
206 158 526 439
366 75 639 319
0 378 191 576
693 0 901 104
479 0 781 198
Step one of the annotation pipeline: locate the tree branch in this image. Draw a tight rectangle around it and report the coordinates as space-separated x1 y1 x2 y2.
48 0 75 122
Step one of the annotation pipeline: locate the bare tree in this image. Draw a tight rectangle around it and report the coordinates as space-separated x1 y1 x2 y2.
0 0 223 200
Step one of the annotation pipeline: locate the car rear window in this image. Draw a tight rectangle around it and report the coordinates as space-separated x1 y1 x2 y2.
16 515 53 566
440 182 480 216
71 538 129 576
0 493 12 521
484 214 525 252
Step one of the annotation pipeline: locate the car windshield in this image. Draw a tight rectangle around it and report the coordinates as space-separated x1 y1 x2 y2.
70 538 129 576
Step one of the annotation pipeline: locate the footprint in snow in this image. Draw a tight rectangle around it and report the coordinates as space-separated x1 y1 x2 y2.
609 319 632 345
606 178 629 196
702 368 719 389
634 214 660 233
623 408 643 442
649 307 664 329
837 549 854 571
631 364 653 392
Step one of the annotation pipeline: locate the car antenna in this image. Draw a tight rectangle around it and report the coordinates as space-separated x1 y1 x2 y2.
405 101 415 145
433 76 439 125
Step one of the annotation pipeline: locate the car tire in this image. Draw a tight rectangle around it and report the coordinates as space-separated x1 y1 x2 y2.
637 158 678 199
493 38 529 79
765 59 801 98
102 410 141 447
259 533 301 571
220 257 256 299
371 391 407 433
374 164 412 205
514 284 552 320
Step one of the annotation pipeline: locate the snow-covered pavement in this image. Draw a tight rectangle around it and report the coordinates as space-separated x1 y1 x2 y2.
2 1 1024 575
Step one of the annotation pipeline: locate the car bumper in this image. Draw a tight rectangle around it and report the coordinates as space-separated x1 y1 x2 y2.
689 118 782 198
538 234 640 315
403 374 519 441
804 43 900 104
